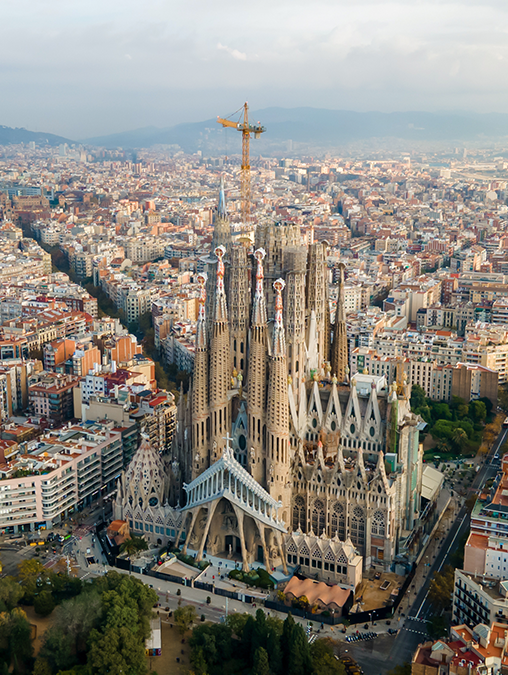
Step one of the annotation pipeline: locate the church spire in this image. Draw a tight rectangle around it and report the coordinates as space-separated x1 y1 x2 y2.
247 249 268 485
272 278 286 358
195 272 207 350
213 245 228 322
218 173 227 219
266 278 290 519
252 248 267 326
331 262 348 382
208 244 231 462
211 176 231 251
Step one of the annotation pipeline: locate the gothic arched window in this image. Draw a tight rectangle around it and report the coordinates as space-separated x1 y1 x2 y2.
292 495 306 531
372 510 386 537
331 501 345 540
312 499 326 535
350 506 365 548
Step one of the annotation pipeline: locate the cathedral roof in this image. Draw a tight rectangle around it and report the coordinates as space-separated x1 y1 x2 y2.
121 436 167 509
182 446 286 532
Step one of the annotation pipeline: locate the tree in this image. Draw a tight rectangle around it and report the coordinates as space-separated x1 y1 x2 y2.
33 658 52 675
311 638 346 674
386 664 411 675
34 590 56 617
431 419 455 441
0 608 34 672
39 625 77 673
52 591 101 657
190 646 208 675
432 403 452 421
428 565 455 610
225 612 250 638
451 396 469 420
469 400 487 422
120 536 148 557
252 609 268 660
410 384 427 411
252 647 270 675
174 605 197 634
17 558 47 602
88 626 148 675
242 614 255 661
288 623 312 675
427 615 448 640
452 428 468 452
281 613 295 672
0 576 24 611
266 627 283 675
499 386 508 412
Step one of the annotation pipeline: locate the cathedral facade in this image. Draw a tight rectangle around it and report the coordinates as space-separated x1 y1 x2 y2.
167 183 426 574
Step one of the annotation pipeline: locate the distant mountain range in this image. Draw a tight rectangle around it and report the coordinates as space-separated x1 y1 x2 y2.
82 108 508 153
0 125 70 147
3 108 508 153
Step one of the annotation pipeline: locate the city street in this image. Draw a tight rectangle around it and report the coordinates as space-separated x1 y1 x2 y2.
344 426 508 673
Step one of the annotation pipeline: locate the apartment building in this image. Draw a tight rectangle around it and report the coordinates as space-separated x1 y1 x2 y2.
350 349 454 401
413 620 508 674
0 423 123 533
452 363 498 406
453 569 508 629
29 372 80 424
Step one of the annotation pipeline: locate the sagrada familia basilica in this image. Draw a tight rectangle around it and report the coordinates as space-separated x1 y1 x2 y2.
114 180 427 583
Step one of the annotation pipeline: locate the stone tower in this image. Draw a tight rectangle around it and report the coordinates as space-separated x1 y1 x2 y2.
266 278 291 523
255 221 301 319
208 245 230 461
247 248 268 486
206 175 231 340
283 246 307 398
306 242 328 370
331 262 348 382
228 241 250 377
191 273 209 479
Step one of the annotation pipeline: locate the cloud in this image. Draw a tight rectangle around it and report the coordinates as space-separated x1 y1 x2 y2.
217 43 247 61
3 0 508 137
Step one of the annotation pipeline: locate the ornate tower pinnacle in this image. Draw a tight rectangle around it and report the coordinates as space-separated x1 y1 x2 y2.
209 244 231 461
272 278 286 358
195 272 207 350
252 248 267 326
331 262 348 382
266 278 291 522
247 248 268 485
214 245 228 322
192 272 209 479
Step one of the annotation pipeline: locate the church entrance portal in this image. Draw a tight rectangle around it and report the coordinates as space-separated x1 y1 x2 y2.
225 535 241 555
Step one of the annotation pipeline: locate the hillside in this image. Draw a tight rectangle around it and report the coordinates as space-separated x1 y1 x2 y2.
82 108 508 152
0 125 71 147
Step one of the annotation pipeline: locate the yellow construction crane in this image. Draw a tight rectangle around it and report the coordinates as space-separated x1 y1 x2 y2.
217 102 266 225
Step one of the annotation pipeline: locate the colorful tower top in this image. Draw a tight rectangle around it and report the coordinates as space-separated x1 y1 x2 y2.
214 245 228 322
196 272 207 349
252 248 267 326
272 278 286 358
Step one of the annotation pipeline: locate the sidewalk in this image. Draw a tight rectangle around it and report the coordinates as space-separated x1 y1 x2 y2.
396 495 459 617
85 561 394 639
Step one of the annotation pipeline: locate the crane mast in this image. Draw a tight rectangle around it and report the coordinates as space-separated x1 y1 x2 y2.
217 102 266 226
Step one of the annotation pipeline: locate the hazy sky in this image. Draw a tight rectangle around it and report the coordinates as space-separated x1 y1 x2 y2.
2 0 508 139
